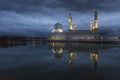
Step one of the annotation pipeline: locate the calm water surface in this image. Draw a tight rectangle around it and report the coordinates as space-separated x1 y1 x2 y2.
0 42 120 80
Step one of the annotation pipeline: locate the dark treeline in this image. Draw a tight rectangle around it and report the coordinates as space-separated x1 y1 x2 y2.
0 35 47 48
0 35 47 42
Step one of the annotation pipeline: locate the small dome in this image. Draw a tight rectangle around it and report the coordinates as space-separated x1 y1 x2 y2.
54 23 63 29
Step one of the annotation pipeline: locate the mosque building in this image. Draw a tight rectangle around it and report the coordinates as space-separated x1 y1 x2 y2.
48 11 120 42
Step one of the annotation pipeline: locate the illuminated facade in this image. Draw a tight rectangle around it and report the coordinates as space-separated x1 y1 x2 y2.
49 11 120 42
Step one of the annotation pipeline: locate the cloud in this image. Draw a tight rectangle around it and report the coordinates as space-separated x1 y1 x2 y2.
0 0 120 36
0 11 53 36
0 0 120 12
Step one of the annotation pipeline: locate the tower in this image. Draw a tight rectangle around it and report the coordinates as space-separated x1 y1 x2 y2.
73 22 76 31
93 11 98 30
69 13 73 31
90 21 93 30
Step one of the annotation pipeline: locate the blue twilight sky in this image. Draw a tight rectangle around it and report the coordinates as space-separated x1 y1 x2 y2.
0 0 120 37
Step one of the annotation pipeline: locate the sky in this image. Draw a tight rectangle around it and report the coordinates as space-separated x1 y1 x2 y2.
0 0 120 37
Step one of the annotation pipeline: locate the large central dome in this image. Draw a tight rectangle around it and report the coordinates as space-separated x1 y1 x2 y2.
52 23 63 33
54 23 62 29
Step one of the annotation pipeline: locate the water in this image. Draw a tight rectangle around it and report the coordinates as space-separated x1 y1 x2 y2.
0 42 120 80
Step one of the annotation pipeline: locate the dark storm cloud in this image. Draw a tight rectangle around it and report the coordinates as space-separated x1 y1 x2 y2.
0 0 120 36
0 0 120 12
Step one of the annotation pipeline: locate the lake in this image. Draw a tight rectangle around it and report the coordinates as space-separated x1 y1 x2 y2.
0 42 120 80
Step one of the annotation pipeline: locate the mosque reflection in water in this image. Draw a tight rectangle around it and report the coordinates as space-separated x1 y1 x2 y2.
48 42 102 70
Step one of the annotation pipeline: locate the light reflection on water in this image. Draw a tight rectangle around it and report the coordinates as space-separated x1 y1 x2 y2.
0 42 120 80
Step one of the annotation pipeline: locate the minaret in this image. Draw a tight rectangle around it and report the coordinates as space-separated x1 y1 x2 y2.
94 11 98 30
73 22 76 31
90 21 93 30
69 13 73 31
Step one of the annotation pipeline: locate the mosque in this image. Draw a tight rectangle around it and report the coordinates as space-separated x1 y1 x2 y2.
48 11 120 42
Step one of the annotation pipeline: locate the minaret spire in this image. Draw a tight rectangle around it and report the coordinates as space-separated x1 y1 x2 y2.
69 13 73 31
90 20 93 30
73 22 76 31
93 10 98 30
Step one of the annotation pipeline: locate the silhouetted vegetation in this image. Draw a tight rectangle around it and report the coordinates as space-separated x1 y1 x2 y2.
0 35 47 42
0 35 47 48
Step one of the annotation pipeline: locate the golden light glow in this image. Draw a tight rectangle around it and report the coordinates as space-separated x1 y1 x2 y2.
73 22 76 31
90 51 98 63
50 42 65 48
69 13 73 31
73 52 77 59
68 51 74 65
90 11 98 31
50 36 65 41
90 21 93 30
